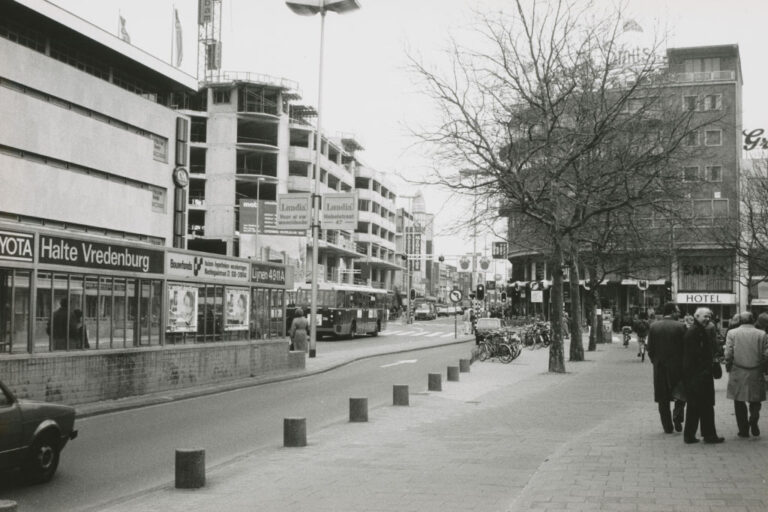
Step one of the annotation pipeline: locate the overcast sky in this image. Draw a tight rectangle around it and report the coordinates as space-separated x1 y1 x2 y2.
48 0 768 274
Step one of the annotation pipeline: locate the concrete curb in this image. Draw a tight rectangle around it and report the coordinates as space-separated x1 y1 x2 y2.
76 336 473 419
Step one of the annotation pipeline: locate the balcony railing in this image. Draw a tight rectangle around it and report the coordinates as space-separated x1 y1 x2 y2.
669 70 736 83
202 71 301 95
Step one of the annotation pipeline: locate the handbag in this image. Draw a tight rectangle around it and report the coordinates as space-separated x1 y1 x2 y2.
712 361 723 379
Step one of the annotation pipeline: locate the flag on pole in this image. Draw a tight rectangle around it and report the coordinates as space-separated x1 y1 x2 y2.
174 8 183 67
119 14 131 43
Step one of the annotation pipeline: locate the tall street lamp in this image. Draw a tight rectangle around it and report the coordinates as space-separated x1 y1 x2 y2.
286 0 361 358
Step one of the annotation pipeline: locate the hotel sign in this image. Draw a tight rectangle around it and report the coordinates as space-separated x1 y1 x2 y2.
167 251 250 283
39 235 164 274
676 293 736 305
322 193 357 230
0 229 34 262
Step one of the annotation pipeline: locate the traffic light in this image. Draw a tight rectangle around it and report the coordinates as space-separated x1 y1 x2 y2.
410 288 416 301
476 284 485 301
500 291 507 303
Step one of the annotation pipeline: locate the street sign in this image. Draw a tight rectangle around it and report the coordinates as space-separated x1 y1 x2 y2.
492 242 508 259
449 289 463 303
277 193 311 231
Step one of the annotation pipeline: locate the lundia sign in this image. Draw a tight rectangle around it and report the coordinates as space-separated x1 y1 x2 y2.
0 230 34 262
39 235 163 273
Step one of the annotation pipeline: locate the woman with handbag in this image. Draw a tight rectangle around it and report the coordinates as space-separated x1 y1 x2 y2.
724 311 768 438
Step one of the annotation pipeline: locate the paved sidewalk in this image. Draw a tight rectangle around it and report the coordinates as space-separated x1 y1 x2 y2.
97 339 768 512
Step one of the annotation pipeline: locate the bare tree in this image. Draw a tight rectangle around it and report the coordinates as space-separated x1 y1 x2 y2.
408 0 703 372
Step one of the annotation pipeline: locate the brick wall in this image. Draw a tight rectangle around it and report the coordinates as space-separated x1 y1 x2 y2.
0 339 304 405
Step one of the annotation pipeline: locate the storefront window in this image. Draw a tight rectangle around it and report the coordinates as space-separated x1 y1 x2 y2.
113 277 128 348
269 289 284 338
0 269 31 354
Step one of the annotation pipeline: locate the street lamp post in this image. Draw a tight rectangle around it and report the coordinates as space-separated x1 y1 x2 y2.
286 0 360 358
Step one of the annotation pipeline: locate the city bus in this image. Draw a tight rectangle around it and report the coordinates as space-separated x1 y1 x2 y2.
286 283 390 339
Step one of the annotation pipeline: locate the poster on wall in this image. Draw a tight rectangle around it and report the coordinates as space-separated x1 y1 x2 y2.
167 284 198 333
225 287 250 331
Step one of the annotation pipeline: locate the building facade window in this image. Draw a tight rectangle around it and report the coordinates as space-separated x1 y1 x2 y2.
703 94 722 111
705 165 722 182
213 89 231 104
684 131 698 146
683 166 699 181
683 95 697 111
684 57 721 73
705 129 722 146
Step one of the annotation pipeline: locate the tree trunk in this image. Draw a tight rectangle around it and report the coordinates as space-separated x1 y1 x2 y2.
568 249 584 361
549 237 566 372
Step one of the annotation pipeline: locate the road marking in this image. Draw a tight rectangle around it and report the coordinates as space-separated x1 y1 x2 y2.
380 359 418 368
440 332 455 338
425 332 443 337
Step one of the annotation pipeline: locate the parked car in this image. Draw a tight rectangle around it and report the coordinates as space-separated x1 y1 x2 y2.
436 305 451 317
0 380 78 483
474 317 503 343
414 303 437 320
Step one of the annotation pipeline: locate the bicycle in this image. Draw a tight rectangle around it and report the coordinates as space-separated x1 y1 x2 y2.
621 326 632 347
477 330 522 364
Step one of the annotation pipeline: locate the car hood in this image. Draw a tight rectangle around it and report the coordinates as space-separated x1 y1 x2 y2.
17 399 76 417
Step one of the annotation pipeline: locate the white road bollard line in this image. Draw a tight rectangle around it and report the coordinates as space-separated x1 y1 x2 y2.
425 332 442 337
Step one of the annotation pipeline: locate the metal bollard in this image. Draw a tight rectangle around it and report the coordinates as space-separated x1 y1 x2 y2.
447 366 460 382
284 417 307 447
175 448 205 489
428 373 442 391
0 500 17 512
349 397 368 422
393 384 409 406
459 358 471 373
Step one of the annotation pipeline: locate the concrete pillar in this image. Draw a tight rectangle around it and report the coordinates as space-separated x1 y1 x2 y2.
349 397 368 422
284 417 307 447
175 448 205 489
393 384 409 406
459 358 471 372
428 373 442 391
447 366 459 382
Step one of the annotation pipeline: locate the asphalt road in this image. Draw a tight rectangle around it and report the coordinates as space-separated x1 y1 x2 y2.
1 325 471 512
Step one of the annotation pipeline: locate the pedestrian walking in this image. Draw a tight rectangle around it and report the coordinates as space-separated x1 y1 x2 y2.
46 297 76 351
682 307 724 444
647 302 687 434
724 311 768 438
288 307 309 352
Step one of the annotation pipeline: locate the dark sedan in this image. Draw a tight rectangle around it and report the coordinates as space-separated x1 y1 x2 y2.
0 380 78 483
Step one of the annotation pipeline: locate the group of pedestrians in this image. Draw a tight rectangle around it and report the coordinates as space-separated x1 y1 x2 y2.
647 302 768 444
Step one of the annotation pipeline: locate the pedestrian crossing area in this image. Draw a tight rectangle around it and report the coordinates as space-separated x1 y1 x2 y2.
380 328 467 338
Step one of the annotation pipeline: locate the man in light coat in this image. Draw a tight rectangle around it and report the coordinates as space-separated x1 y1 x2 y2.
725 311 768 437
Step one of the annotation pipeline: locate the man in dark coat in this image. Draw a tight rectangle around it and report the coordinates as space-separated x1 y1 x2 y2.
647 302 686 433
682 307 724 444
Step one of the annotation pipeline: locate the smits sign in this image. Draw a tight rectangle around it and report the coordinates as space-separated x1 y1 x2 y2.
0 230 34 262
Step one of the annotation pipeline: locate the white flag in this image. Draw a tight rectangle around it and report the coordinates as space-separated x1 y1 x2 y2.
174 8 183 67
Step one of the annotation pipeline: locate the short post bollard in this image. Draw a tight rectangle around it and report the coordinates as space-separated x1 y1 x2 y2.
175 448 205 489
349 397 368 422
284 417 307 447
428 373 442 391
447 366 460 382
459 358 471 373
393 384 409 406
0 500 17 512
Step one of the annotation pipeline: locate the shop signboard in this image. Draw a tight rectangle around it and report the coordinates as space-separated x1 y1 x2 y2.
224 287 250 331
676 293 736 304
39 234 164 274
531 290 543 303
167 251 250 283
322 193 357 230
277 193 311 231
0 229 34 262
258 201 306 236
167 284 198 333
251 262 287 286
239 199 260 234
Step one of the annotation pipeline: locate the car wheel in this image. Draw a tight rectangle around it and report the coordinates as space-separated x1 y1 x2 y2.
24 432 60 483
371 320 380 337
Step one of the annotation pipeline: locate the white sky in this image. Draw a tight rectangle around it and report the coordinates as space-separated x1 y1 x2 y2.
48 0 768 276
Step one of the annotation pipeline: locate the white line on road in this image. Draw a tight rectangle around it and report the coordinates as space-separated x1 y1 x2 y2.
440 333 456 338
380 359 418 368
425 332 443 337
